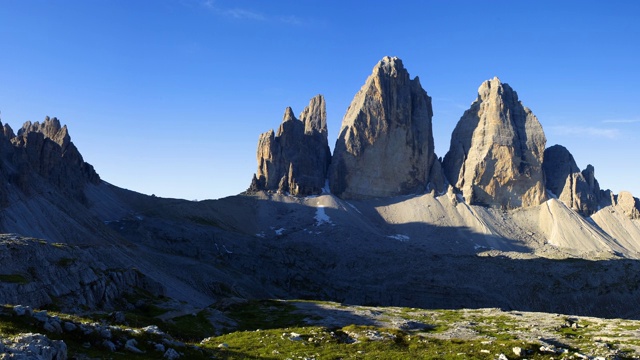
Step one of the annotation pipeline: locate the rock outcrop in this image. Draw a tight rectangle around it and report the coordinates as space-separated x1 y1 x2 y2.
543 145 603 215
0 116 100 204
329 56 444 199
616 191 640 219
250 95 331 196
442 77 546 209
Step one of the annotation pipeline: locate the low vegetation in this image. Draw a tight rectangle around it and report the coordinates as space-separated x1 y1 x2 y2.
1 299 640 359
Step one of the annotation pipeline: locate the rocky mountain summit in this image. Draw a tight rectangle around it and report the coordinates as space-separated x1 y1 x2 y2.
250 95 331 196
0 116 99 205
329 56 444 199
443 77 547 209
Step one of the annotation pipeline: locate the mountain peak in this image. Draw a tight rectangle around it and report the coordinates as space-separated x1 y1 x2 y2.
443 77 546 209
329 56 444 199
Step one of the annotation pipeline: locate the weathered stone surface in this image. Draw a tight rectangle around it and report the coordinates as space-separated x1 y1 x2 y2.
543 145 602 215
0 116 100 204
250 95 331 196
616 191 640 219
329 56 443 199
443 77 546 209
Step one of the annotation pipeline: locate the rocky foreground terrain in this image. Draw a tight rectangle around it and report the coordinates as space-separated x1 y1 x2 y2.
1 56 640 358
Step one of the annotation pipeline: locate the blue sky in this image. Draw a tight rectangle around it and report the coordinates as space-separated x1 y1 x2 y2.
1 0 639 200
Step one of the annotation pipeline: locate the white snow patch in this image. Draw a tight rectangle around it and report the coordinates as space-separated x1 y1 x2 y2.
387 234 410 242
274 228 285 236
315 206 333 226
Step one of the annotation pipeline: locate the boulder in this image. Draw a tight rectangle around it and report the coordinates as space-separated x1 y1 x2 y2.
250 95 331 196
443 77 546 209
329 56 443 199
543 145 601 215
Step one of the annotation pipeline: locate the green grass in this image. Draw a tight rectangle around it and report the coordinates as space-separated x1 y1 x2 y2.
224 299 308 331
202 324 550 359
0 274 29 284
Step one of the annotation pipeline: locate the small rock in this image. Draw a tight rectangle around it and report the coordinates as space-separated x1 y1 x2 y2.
13 305 33 317
125 338 144 354
102 340 117 352
43 320 63 334
498 354 508 360
164 348 181 359
63 321 77 332
98 327 112 339
574 353 589 359
33 310 48 322
143 325 165 335
480 349 490 354
154 343 166 352
111 311 126 323
218 343 229 348
513 346 523 357
540 345 557 353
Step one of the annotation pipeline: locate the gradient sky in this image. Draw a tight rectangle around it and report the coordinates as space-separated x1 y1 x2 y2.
1 0 639 200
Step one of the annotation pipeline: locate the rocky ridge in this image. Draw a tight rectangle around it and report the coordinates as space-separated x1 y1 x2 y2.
443 77 547 209
0 116 99 205
543 144 608 215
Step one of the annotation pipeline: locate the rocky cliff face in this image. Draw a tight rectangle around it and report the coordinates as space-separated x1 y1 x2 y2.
443 77 546 209
0 116 100 204
543 145 605 215
329 56 444 199
250 95 331 196
616 191 640 219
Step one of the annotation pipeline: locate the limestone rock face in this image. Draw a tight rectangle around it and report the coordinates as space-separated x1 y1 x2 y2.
0 116 100 205
616 191 640 219
250 95 331 196
543 145 602 215
329 56 443 199
443 77 546 209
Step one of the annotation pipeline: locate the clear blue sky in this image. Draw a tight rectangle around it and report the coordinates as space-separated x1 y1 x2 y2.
2 0 639 200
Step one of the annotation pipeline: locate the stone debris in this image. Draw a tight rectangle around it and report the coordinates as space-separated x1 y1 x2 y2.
0 333 67 360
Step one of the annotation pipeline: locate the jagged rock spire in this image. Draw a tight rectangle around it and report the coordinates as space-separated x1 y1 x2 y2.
543 145 606 215
250 95 331 196
443 77 546 209
329 56 444 199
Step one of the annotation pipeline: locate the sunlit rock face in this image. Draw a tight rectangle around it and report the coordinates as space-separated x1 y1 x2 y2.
443 77 547 209
329 56 444 199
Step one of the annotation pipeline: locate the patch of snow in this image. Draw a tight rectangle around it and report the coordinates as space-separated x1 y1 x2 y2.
387 234 410 242
315 206 334 226
274 228 285 236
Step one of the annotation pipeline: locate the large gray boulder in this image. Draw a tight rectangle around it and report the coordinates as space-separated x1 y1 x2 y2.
443 77 546 209
250 95 331 196
329 56 444 199
543 145 602 215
